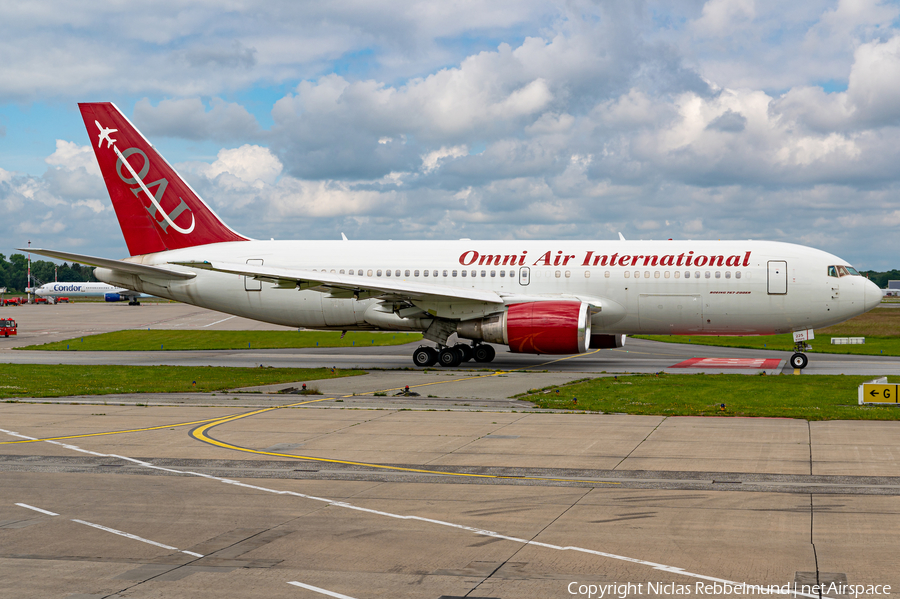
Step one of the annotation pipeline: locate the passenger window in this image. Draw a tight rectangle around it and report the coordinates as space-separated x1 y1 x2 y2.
472 270 477 277
423 270 429 277
555 270 561 278
633 271 639 278
725 271 731 279
500 270 505 277
481 270 486 277
461 270 467 277
715 272 720 278
367 270 373 276
452 270 458 277
695 271 701 278
330 269 336 273
584 271 590 278
565 271 570 278
509 270 515 277
683 271 689 278
828 266 838 277
339 269 345 274
442 270 448 277
664 271 670 278
705 271 710 278
490 270 496 277
624 271 630 278
377 270 383 276
433 270 438 277
654 271 660 278
404 270 410 277
604 271 610 278
644 271 650 278
735 271 741 279
385 270 391 277
674 271 680 279
414 270 419 277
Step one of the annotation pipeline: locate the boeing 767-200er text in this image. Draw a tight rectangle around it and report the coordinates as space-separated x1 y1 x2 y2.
24 103 882 368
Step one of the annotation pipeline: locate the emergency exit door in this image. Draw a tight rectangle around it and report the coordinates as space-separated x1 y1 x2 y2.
767 260 787 295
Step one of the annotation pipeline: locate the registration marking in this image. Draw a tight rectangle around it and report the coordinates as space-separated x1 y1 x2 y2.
670 357 782 369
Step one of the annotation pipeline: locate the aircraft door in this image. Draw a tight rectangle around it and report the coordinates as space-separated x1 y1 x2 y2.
767 260 787 295
245 259 263 291
519 267 530 286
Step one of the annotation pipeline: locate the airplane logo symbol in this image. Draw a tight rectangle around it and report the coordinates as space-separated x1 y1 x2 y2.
94 120 118 149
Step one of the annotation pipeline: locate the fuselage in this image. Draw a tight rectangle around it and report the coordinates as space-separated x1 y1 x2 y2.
35 282 133 298
95 239 882 336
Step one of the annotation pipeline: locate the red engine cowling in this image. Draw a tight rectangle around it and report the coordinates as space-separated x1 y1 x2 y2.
457 301 591 354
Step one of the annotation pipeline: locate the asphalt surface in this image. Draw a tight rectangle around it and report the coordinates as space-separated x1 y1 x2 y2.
1 302 899 598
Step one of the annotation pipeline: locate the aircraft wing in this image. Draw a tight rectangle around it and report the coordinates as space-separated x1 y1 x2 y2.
22 249 196 280
177 260 504 304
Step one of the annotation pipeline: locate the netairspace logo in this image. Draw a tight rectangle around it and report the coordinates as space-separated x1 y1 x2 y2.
566 581 892 598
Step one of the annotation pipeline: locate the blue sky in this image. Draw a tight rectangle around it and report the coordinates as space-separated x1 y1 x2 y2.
2 0 900 269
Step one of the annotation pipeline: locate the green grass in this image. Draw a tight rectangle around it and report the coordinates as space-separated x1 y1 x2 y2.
0 364 363 398
523 374 900 420
18 330 423 351
633 307 900 356
633 333 900 356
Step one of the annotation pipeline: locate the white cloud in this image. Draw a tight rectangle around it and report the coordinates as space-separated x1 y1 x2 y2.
201 145 283 185
421 145 467 173
693 0 756 37
133 97 260 142
45 140 101 177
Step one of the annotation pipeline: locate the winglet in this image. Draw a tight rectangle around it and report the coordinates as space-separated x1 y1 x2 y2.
618 232 626 241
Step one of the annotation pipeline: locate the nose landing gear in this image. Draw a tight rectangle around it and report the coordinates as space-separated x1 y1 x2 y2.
790 340 810 370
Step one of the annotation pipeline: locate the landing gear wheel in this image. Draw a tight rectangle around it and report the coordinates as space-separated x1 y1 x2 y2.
790 353 808 369
412 346 438 367
454 344 473 362
439 347 462 367
473 344 496 363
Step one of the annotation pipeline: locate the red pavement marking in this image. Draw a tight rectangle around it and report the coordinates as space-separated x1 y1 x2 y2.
670 357 782 369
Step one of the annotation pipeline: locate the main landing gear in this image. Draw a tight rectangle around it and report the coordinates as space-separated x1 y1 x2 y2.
412 343 495 367
790 340 810 370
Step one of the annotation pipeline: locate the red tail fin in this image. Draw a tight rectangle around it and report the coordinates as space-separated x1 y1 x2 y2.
79 102 249 256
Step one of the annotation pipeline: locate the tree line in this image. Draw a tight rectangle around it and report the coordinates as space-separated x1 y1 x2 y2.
0 254 97 293
860 270 900 289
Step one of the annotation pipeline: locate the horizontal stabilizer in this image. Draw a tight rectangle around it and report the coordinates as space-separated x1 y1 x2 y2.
22 248 196 280
177 260 503 304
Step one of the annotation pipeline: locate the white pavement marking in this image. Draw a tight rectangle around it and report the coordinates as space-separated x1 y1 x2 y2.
1 428 832 599
72 519 179 551
15 503 59 516
288 581 359 599
203 315 236 327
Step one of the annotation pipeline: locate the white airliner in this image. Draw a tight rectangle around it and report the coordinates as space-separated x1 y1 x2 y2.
34 282 147 304
25 103 882 369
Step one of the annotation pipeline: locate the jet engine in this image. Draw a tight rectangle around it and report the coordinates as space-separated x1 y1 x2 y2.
104 293 122 302
457 300 591 354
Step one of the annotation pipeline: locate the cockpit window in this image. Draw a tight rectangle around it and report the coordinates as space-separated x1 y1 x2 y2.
829 265 861 277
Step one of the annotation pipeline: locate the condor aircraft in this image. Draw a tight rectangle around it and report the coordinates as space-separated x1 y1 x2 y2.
35 282 148 304
26 103 881 369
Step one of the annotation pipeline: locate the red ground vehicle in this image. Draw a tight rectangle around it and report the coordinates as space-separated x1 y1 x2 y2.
2 298 21 306
1 318 16 337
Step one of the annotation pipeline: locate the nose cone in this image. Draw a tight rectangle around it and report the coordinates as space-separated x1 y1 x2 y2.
864 279 882 312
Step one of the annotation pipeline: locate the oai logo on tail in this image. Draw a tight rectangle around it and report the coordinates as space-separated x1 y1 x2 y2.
94 120 195 235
